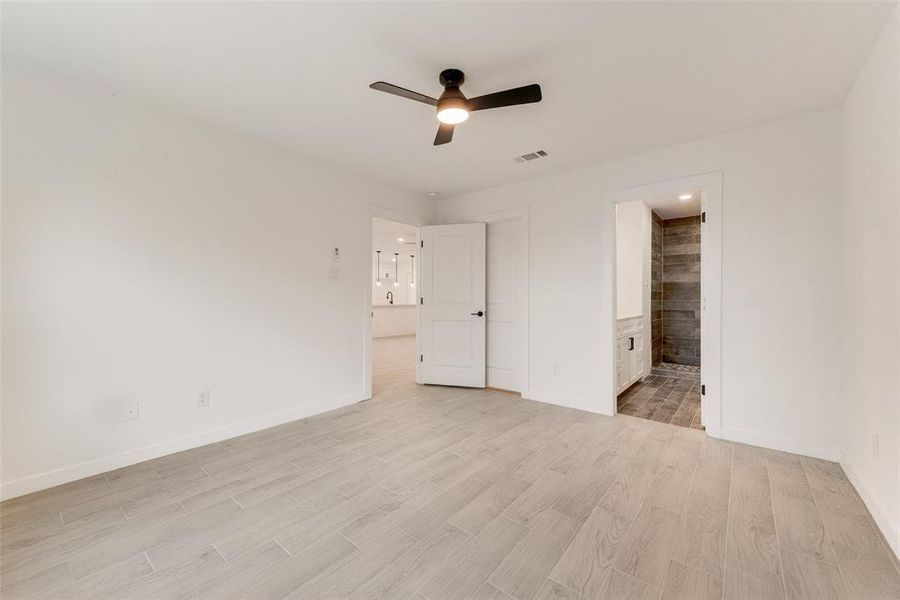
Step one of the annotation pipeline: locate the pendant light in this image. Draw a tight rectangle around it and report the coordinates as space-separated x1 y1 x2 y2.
376 250 382 286
410 254 415 287
393 253 399 286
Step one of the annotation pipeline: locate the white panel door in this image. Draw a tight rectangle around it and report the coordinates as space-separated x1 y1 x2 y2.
485 218 521 391
418 223 486 388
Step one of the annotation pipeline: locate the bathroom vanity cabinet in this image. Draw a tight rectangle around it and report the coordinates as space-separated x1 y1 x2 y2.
616 316 648 394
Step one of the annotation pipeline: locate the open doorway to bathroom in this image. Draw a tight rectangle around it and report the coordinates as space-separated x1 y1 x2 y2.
371 217 419 396
614 192 703 429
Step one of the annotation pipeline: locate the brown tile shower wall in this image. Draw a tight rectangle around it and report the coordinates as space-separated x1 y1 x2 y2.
650 212 663 366
662 215 701 366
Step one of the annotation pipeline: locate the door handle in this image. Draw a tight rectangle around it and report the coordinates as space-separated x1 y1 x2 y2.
629 337 634 350
470 310 484 317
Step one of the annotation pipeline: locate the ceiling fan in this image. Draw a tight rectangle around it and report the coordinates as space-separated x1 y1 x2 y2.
369 69 542 146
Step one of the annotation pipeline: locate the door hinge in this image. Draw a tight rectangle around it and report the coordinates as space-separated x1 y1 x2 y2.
420 297 423 305
419 354 423 363
701 384 706 396
420 240 424 248
701 212 707 223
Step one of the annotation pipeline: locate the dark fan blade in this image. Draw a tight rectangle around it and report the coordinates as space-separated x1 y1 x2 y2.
468 84 542 112
369 82 438 106
434 123 454 145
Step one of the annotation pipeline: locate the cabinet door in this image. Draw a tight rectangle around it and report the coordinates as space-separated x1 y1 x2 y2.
630 334 645 382
616 338 631 393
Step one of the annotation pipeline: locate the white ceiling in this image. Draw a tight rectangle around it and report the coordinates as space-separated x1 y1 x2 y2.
3 2 895 196
645 192 702 220
372 217 417 260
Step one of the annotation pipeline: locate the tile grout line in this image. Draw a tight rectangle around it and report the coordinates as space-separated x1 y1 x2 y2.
798 456 854 596
765 453 791 600
718 443 735 598
603 436 682 592
143 550 156 572
647 384 679 423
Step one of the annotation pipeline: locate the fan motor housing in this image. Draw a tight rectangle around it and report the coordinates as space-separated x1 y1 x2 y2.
439 69 465 88
437 80 468 113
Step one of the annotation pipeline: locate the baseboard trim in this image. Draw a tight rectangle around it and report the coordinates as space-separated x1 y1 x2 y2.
0 392 364 502
714 426 842 462
522 389 610 416
840 452 900 560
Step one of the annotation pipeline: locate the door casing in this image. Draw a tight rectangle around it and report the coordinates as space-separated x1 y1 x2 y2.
607 172 723 437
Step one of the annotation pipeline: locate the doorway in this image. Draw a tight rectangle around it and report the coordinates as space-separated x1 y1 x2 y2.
365 209 528 399
614 196 703 428
370 216 420 395
609 173 721 434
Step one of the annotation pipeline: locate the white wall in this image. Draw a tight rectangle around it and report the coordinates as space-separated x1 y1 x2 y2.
439 109 844 459
839 7 900 557
1 63 434 499
615 201 645 319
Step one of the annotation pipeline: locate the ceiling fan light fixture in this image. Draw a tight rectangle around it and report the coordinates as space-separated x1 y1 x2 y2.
370 68 541 145
437 106 469 125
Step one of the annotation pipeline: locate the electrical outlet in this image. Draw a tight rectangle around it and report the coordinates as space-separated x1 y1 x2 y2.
553 364 561 376
198 390 210 408
873 434 880 459
122 399 139 422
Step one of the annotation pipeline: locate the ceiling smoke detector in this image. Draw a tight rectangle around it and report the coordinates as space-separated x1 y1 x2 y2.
513 149 549 163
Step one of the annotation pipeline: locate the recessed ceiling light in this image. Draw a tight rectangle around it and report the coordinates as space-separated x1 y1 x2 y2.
427 191 439 197
678 194 693 201
397 238 404 242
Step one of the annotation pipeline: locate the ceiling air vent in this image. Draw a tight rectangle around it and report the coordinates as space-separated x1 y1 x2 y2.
513 150 549 163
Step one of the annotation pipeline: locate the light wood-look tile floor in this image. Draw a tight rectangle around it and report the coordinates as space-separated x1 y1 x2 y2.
2 334 898 599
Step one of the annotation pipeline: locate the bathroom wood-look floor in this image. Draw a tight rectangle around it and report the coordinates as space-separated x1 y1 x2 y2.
2 335 898 599
617 376 703 429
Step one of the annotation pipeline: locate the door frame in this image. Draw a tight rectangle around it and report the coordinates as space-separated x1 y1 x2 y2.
471 206 531 396
363 206 429 400
606 172 723 437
